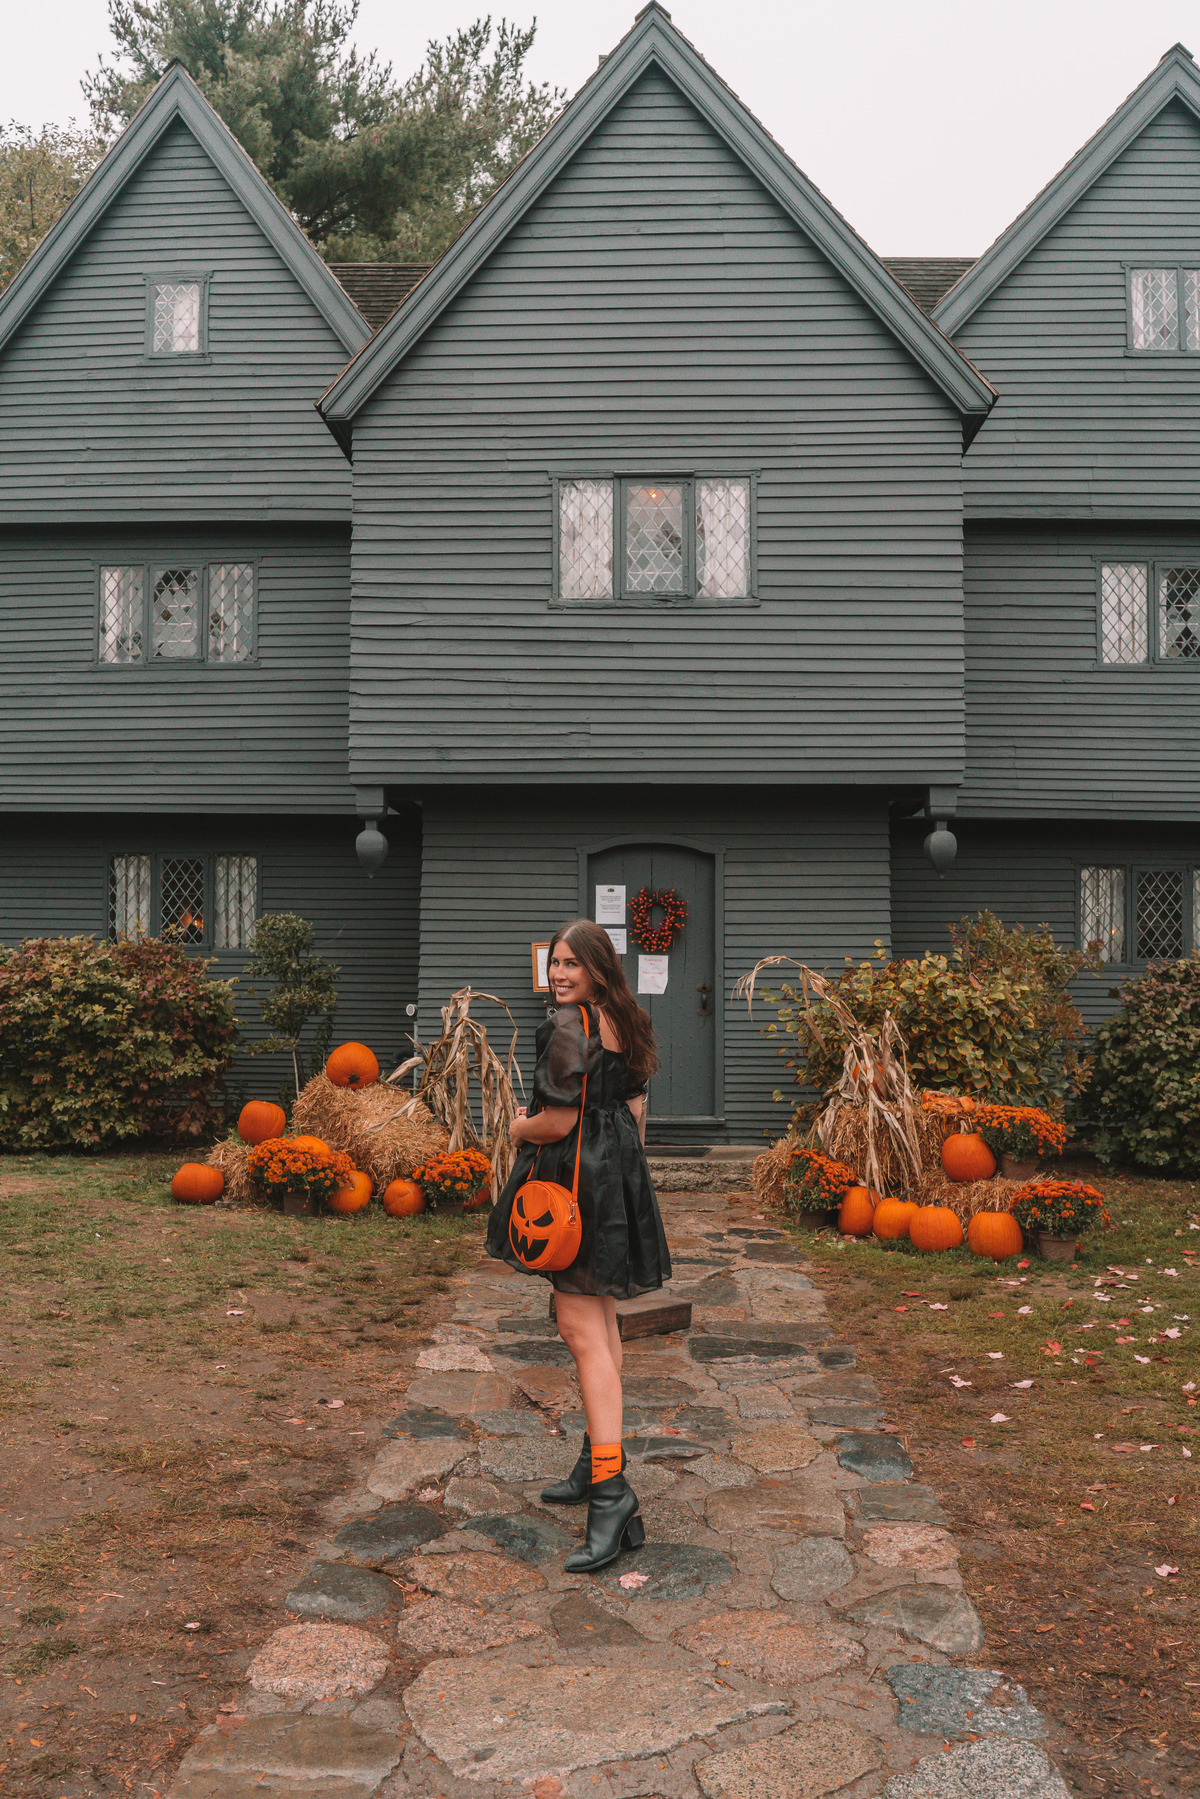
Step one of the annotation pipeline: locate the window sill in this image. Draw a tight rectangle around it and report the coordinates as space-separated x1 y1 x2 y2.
550 596 760 612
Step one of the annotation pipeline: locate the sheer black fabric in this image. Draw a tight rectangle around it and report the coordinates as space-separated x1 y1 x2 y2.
486 1002 671 1299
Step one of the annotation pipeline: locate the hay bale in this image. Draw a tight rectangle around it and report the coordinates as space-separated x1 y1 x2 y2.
752 1137 801 1209
292 1074 450 1189
913 1168 1020 1221
819 1102 918 1196
205 1134 265 1209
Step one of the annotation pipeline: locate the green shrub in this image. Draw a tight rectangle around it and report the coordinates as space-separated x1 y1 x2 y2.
1090 959 1200 1172
0 935 238 1150
243 913 339 1097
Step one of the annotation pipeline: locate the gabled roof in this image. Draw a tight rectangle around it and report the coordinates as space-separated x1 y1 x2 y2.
319 2 995 432
328 263 433 330
0 63 371 360
883 258 977 316
935 43 1200 333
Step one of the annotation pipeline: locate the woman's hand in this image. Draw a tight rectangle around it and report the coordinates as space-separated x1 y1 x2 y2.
508 1106 528 1146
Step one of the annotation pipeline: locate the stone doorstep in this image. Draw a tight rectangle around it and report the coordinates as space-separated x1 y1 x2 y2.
547 1287 694 1340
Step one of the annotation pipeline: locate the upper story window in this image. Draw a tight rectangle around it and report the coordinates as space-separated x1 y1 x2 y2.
557 476 753 603
98 561 255 665
150 278 206 355
1099 561 1200 664
1081 863 1199 963
1129 268 1200 352
109 853 258 949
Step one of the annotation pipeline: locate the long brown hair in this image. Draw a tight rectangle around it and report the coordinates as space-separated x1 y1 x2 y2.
548 919 659 1085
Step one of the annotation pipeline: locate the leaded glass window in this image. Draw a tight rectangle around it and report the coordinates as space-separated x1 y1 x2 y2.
1135 868 1185 960
1186 271 1200 352
696 480 749 598
160 857 205 943
99 566 144 664
152 567 200 660
557 477 753 602
1080 866 1125 962
1130 270 1178 350
153 281 202 354
208 563 254 663
214 855 257 949
109 854 151 940
559 482 613 599
1158 566 1200 659
625 484 684 594
1100 563 1148 664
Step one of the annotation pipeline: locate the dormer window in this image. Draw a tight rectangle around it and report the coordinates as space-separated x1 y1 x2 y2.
147 275 208 356
1128 268 1200 352
557 476 753 602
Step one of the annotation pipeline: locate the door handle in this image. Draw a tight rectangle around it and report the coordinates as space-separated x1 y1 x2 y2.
697 981 713 1023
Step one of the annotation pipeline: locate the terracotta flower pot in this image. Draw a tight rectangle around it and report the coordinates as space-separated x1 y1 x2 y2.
797 1208 829 1230
1037 1230 1078 1263
1001 1152 1039 1180
283 1189 318 1216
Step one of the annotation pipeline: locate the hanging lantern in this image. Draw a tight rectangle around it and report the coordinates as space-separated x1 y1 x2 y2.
924 819 957 878
356 819 388 877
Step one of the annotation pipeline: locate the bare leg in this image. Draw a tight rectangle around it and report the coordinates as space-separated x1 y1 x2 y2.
554 1291 623 1445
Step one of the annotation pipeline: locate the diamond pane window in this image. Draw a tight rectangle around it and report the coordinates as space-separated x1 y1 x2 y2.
625 484 684 594
1158 566 1200 659
1136 868 1185 960
152 567 200 659
214 855 257 949
109 855 152 940
153 281 201 354
209 563 254 663
1130 269 1178 350
1100 563 1148 664
1185 271 1200 351
99 565 144 664
559 482 613 599
696 480 749 598
1080 866 1125 962
161 857 205 943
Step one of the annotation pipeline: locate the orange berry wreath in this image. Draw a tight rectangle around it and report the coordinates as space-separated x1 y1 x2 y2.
629 886 688 953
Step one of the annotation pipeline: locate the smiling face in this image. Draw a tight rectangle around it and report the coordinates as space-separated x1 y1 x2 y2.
548 938 597 1008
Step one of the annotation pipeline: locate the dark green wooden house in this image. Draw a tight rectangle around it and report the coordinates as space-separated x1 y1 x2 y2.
2 6 1197 1135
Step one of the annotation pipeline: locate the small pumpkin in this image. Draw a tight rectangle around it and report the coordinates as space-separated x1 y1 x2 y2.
237 1099 286 1146
838 1185 876 1237
288 1134 331 1159
171 1163 225 1205
383 1178 426 1217
329 1169 373 1214
872 1197 918 1240
910 1205 964 1252
326 1041 380 1088
941 1131 997 1183
967 1209 1024 1261
508 1179 583 1271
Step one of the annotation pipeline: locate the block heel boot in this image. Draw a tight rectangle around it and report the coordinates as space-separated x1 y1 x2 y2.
540 1434 625 1506
564 1473 644 1573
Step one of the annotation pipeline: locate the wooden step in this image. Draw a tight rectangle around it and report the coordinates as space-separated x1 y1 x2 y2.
548 1289 692 1340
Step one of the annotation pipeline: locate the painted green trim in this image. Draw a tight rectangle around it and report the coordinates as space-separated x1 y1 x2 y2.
319 6 994 427
0 64 371 361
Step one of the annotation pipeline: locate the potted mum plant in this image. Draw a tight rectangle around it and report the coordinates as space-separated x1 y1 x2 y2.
247 1138 357 1216
413 1147 493 1211
784 1147 861 1229
1010 1178 1109 1261
974 1104 1067 1180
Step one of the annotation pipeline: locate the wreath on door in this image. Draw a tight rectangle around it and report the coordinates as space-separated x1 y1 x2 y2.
629 887 688 953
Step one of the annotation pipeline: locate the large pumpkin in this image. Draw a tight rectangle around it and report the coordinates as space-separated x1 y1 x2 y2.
838 1185 876 1237
872 1197 918 1241
288 1134 331 1159
171 1163 225 1205
237 1100 286 1146
383 1179 425 1217
325 1042 380 1089
508 1179 583 1271
967 1209 1024 1261
329 1170 372 1214
910 1205 964 1252
941 1131 997 1183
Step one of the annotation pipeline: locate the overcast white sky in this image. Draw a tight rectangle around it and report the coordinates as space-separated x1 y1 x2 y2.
5 0 1200 254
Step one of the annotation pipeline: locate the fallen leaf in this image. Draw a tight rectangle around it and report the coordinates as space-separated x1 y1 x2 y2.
619 1571 651 1589
225 1309 244 1317
901 1291 921 1298
961 1437 977 1448
894 1306 909 1313
928 1302 949 1310
1155 1565 1179 1578
987 1352 1004 1359
1135 1355 1152 1364
1018 1259 1030 1269
1012 1379 1035 1389
948 1376 973 1388
990 1412 1011 1423
1017 1306 1032 1315
1080 1501 1096 1512
988 1311 1005 1318
1043 1341 1063 1355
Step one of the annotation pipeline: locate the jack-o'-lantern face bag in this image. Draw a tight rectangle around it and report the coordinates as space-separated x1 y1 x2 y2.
508 1005 588 1272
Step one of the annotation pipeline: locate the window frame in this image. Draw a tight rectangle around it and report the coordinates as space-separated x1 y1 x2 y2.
1124 264 1200 356
1095 556 1200 667
107 851 259 953
551 471 758 608
144 271 212 361
1076 860 1200 966
94 557 259 669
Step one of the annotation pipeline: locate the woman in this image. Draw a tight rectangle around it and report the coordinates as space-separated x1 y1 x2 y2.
486 919 671 1571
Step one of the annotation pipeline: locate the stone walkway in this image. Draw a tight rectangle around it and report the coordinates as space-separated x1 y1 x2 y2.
169 1188 1073 1799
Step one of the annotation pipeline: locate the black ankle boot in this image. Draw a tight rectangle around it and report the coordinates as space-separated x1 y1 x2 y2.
540 1435 626 1506
564 1473 645 1573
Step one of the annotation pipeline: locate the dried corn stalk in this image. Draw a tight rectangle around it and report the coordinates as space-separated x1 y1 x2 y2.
734 955 924 1197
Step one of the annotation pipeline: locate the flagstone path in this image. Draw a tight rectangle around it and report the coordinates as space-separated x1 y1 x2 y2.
168 1188 1073 1799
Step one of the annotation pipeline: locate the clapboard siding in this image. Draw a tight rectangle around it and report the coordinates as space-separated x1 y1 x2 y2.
350 70 966 787
955 100 1200 518
0 526 354 811
891 816 1200 1028
417 788 891 1142
0 120 351 521
958 522 1200 817
0 812 420 1099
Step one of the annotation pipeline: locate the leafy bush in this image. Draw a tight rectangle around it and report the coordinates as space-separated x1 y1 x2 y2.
1090 959 1200 1172
243 914 340 1097
949 911 1099 1100
0 936 239 1150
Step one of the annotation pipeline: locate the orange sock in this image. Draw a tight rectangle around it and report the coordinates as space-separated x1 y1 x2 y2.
590 1442 622 1484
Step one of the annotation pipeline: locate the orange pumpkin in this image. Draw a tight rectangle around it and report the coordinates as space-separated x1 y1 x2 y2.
872 1197 918 1240
171 1163 225 1205
325 1042 380 1089
508 1179 583 1271
237 1100 286 1146
910 1205 965 1252
838 1185 876 1237
967 1209 1024 1261
288 1134 331 1159
383 1178 426 1217
959 1096 976 1113
329 1169 372 1214
941 1131 997 1183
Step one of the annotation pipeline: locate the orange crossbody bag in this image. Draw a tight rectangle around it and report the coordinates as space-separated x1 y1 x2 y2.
507 1005 588 1272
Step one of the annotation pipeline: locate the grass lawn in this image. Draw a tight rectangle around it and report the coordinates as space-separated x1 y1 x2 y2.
0 1152 486 1796
768 1164 1199 1799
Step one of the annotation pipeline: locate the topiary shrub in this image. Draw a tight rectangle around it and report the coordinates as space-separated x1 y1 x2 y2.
1089 959 1200 1172
0 935 239 1150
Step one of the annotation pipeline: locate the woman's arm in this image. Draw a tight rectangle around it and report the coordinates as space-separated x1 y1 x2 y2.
509 1105 578 1147
627 1094 647 1146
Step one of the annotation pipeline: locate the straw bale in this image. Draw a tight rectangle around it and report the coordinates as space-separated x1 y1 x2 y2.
205 1134 265 1209
292 1074 449 1189
752 1137 801 1210
820 1102 930 1196
912 1168 1021 1221
912 1101 962 1172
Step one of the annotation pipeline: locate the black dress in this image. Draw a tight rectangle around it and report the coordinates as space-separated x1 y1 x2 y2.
486 1003 671 1298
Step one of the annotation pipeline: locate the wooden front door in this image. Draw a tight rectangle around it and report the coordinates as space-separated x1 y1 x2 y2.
586 842 717 1125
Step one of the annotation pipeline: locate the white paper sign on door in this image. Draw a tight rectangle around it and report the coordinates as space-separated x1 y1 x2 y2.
605 927 628 955
638 954 669 994
595 884 626 925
